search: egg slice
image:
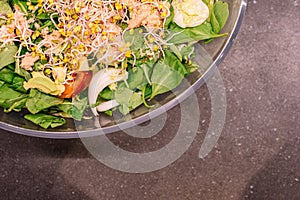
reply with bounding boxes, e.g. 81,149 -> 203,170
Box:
172,0 -> 209,28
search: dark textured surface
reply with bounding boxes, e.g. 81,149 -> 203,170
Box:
1,0 -> 300,199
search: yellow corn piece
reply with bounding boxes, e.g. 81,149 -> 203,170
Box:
125,50 -> 131,58
45,68 -> 52,74
115,2 -> 122,10
28,5 -> 35,11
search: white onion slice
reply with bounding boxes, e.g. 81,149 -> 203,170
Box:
88,68 -> 127,116
96,100 -> 119,112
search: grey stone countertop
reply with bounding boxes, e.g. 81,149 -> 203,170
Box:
1,0 -> 299,199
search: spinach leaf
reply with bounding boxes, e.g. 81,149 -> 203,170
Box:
164,5 -> 174,29
103,110 -> 113,117
115,86 -> 143,115
39,20 -> 54,30
9,75 -> 27,93
36,12 -> 58,20
211,1 -> 229,33
123,28 -> 145,50
0,1 -> 13,26
15,65 -> 31,81
100,87 -> 114,100
12,0 -> 28,14
150,58 -> 184,99
24,113 -> 66,129
163,51 -> 188,76
0,68 -> 15,83
0,67 -> 27,93
127,64 -> 151,90
36,13 -> 50,20
6,63 -> 15,70
4,97 -> 27,112
168,23 -> 227,44
202,0 -> 209,5
56,97 -> 88,121
179,44 -> 195,59
26,89 -> 64,114
207,0 -> 215,22
169,44 -> 182,61
0,45 -> 18,70
0,84 -> 28,112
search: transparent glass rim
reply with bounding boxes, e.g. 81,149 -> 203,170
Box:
0,0 -> 248,138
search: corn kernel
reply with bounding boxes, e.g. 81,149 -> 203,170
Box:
153,45 -> 159,51
63,57 -> 69,63
40,55 -> 47,60
125,50 -> 131,58
45,68 -> 51,74
108,82 -> 117,91
7,13 -> 14,19
28,5 -> 35,11
115,2 -> 122,10
113,15 -> 122,20
8,28 -> 14,34
75,7 -> 80,13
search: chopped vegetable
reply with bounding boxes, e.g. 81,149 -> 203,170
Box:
59,71 -> 92,98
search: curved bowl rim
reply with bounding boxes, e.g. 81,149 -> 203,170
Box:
0,0 -> 248,139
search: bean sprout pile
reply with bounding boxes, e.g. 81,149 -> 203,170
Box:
0,0 -> 170,81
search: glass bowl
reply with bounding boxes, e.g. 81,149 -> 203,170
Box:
0,0 -> 247,138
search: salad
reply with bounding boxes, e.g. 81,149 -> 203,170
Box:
0,0 -> 229,129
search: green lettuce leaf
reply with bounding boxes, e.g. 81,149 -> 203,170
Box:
0,67 -> 27,93
99,87 -> 114,100
24,113 -> 66,129
163,51 -> 188,76
123,28 -> 145,51
168,23 -> 227,44
0,45 -> 18,70
0,0 -> 13,26
26,89 -> 64,114
127,64 -> 151,90
55,97 -> 88,121
150,59 -> 184,99
0,67 -> 15,83
115,86 -> 143,115
164,4 -> 174,29
0,84 -> 28,112
211,1 -> 229,33
12,0 -> 28,14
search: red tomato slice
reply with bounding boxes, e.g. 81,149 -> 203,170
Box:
59,71 -> 92,99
